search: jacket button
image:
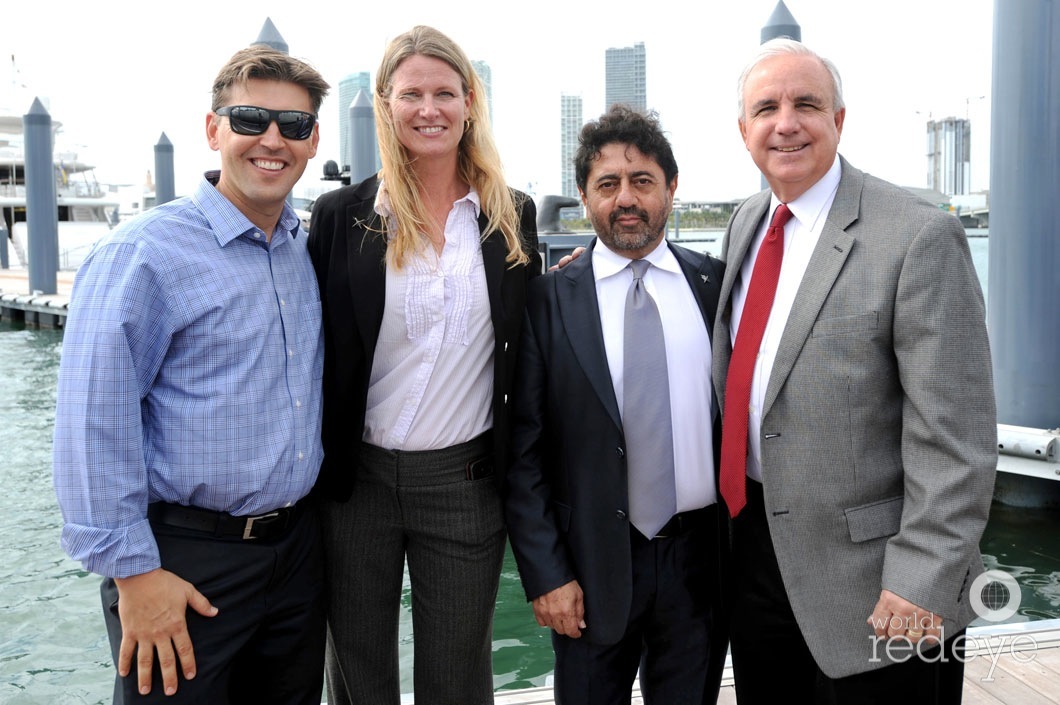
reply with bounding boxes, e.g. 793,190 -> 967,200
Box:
616,509 -> 627,520
616,446 -> 625,457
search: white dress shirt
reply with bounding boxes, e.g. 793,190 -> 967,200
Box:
593,239 -> 716,510
729,156 -> 842,483
363,186 -> 494,451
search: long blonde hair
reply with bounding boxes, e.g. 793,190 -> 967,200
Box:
374,25 -> 529,268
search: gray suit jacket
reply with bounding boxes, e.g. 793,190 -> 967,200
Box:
712,156 -> 997,678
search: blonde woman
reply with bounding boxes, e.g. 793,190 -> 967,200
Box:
307,25 -> 540,705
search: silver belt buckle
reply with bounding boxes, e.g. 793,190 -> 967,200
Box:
242,511 -> 280,540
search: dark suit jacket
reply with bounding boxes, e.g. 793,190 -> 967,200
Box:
505,238 -> 725,646
307,174 -> 541,500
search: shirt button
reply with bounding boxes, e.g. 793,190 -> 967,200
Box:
298,451 -> 304,460
288,349 -> 294,358
254,231 -> 262,239
296,399 -> 302,408
280,299 -> 287,307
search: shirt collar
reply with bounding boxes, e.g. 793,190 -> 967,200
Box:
592,235 -> 680,283
194,171 -> 302,248
373,177 -> 482,236
772,154 -> 842,232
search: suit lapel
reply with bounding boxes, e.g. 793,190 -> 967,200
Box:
670,242 -> 721,336
672,242 -> 724,424
714,193 -> 771,406
762,163 -> 861,417
345,195 -> 388,359
479,212 -> 506,332
719,193 -> 771,324
556,240 -> 623,430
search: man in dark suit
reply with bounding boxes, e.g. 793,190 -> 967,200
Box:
505,105 -> 727,705
714,38 -> 996,704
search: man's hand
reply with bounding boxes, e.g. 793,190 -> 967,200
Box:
548,246 -> 587,271
867,589 -> 943,646
114,568 -> 218,696
532,580 -> 587,638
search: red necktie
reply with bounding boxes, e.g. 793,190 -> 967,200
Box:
720,204 -> 793,518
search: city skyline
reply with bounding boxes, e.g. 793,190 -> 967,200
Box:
559,94 -> 583,218
605,42 -> 647,113
3,0 -> 994,203
928,117 -> 972,197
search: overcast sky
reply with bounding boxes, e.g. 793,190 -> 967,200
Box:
4,0 -> 994,203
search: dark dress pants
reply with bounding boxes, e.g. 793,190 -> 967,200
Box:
321,435 -> 505,705
101,506 -> 326,705
729,480 -> 966,705
552,510 -> 722,705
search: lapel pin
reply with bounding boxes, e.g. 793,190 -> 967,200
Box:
701,274 -> 709,283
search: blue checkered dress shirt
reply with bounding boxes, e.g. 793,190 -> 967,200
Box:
53,173 -> 324,578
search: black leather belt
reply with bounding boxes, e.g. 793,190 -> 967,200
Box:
148,502 -> 301,541
653,506 -> 716,539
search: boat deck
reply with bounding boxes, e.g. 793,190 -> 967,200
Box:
492,622 -> 1060,705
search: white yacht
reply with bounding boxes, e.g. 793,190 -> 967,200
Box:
0,113 -> 119,271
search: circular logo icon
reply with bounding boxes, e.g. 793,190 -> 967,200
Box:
969,570 -> 1021,622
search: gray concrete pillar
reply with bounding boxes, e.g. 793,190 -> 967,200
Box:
988,0 -> 1060,427
24,98 -> 58,294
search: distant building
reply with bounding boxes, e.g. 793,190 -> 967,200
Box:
338,72 -> 372,171
560,94 -> 583,219
471,60 -> 494,123
605,42 -> 646,112
927,116 -> 971,196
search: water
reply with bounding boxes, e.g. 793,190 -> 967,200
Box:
2,234 -> 1056,704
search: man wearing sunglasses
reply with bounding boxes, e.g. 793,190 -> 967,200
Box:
53,45 -> 330,703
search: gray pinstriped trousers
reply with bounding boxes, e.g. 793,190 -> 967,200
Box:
320,433 -> 504,705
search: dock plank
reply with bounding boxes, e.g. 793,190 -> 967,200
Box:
492,628 -> 1060,705
965,656 -> 1058,705
962,680 -> 1009,705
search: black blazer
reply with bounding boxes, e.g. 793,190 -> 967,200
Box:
307,174 -> 541,500
504,238 -> 724,645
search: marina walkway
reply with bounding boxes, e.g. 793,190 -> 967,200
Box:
491,621 -> 1060,705
0,268 -> 73,327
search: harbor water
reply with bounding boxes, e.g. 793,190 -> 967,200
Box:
2,234 -> 1058,704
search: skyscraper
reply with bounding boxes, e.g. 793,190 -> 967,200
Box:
560,94 -> 583,218
927,117 -> 971,196
471,60 -> 494,123
338,72 -> 371,171
605,42 -> 646,112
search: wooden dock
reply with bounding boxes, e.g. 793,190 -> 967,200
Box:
491,621 -> 1060,705
0,268 -> 73,328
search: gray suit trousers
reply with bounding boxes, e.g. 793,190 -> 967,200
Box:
320,434 -> 505,705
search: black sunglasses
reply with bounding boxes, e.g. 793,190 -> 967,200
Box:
215,105 -> 317,140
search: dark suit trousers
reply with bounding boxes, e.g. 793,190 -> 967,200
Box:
553,509 -> 721,705
729,481 -> 966,705
101,506 -> 326,705
320,434 -> 505,705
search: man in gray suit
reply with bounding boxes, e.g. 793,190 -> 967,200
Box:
715,38 -> 996,704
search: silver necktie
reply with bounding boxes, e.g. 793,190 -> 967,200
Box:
623,259 -> 677,538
